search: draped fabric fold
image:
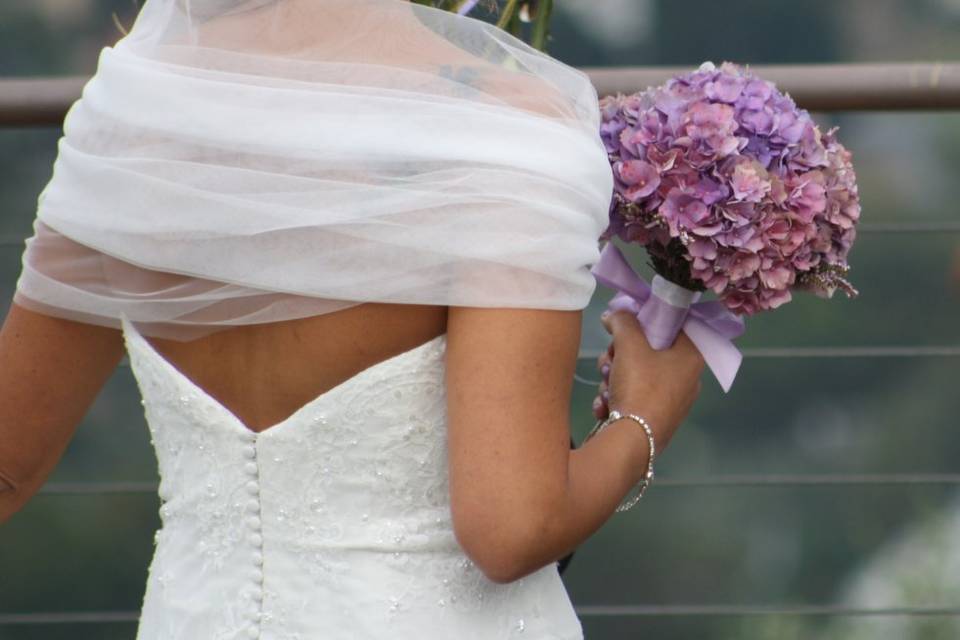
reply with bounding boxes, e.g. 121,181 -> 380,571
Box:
14,0 -> 614,340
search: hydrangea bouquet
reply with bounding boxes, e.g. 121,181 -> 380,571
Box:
593,61 -> 861,392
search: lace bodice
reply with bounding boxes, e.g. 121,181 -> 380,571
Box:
121,316 -> 583,639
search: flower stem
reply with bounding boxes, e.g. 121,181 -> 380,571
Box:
530,0 -> 553,52
496,0 -> 520,30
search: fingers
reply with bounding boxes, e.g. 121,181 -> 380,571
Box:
593,345 -> 611,419
592,378 -> 609,419
600,310 -> 633,335
592,306 -> 706,436
592,396 -> 607,419
606,310 -> 643,337
596,347 -> 612,371
600,310 -> 651,356
600,310 -> 613,334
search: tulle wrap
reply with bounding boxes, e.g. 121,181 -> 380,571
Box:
14,0 -> 614,340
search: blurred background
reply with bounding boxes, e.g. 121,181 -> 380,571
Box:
1,0 -> 959,638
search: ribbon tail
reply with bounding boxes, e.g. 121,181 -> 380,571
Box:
683,316 -> 743,393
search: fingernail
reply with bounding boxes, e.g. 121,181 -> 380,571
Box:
602,390 -> 609,400
600,310 -> 611,320
600,364 -> 610,376
592,397 -> 602,409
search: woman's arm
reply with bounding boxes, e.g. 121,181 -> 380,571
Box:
445,306 -> 703,583
0,303 -> 124,524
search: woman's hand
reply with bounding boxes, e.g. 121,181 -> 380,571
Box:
592,310 -> 705,455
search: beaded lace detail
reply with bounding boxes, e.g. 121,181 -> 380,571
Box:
122,316 -> 583,639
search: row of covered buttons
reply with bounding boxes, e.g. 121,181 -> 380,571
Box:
243,436 -> 264,638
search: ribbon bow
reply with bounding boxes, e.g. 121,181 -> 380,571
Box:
590,243 -> 746,393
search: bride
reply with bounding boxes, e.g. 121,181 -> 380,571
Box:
0,0 -> 703,637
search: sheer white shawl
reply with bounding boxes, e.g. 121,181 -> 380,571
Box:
14,0 -> 614,340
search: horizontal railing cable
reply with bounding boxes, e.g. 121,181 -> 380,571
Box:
42,343 -> 953,381
103,345 -> 960,369
6,346 -> 951,373
575,345 -> 960,364
585,62 -> 960,111
575,604 -> 960,617
4,604 -> 959,625
2,222 -> 958,249
36,473 -> 960,497
731,345 -> 960,358
854,221 -> 960,233
78,346 -> 960,376
0,611 -> 139,625
2,62 -> 960,127
644,473 -> 960,487
38,481 -> 157,496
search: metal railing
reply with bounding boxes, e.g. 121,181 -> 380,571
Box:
3,62 -> 960,627
1,62 -> 959,128
32,473 -> 960,497
586,62 -> 960,111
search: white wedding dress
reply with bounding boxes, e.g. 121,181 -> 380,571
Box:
121,315 -> 584,639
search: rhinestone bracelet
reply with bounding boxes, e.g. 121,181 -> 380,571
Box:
582,409 -> 656,512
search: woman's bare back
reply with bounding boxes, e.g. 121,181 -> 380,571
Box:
143,303 -> 448,433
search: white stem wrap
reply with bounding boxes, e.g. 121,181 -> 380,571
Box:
650,275 -> 702,309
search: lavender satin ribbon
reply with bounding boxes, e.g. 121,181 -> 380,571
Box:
591,242 -> 746,393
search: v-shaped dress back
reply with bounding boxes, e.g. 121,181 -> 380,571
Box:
121,315 -> 584,639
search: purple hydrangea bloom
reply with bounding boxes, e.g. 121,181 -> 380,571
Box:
599,61 -> 861,315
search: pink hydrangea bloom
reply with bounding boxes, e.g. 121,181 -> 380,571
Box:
599,61 -> 860,314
